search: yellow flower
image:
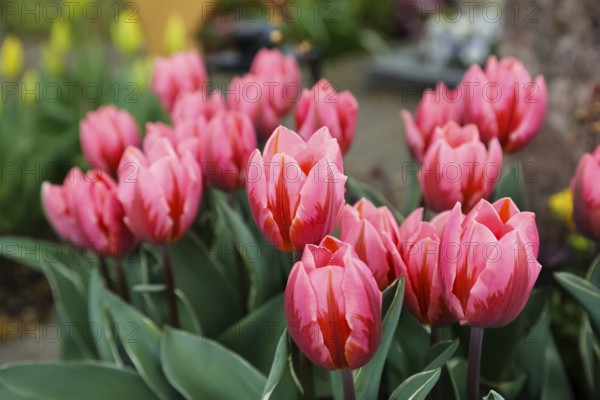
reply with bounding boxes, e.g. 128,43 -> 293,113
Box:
130,56 -> 154,91
41,43 -> 66,76
1,35 -> 24,79
111,10 -> 145,55
49,21 -> 71,53
163,14 -> 187,55
549,188 -> 574,230
21,69 -> 41,105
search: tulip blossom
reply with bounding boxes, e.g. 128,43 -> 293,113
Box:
439,198 -> 541,328
171,90 -> 225,125
42,168 -> 137,257
400,82 -> 463,161
246,126 -> 346,252
339,198 -> 402,290
463,55 -> 547,153
80,105 -> 141,176
143,121 -> 205,165
295,79 -> 358,155
202,110 -> 257,191
571,146 -> 600,241
285,236 -> 382,370
420,121 -> 502,212
151,50 -> 208,112
250,48 -> 301,96
397,208 -> 455,326
118,138 -> 202,244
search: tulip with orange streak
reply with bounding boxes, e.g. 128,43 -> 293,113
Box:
295,78 -> 358,155
117,138 -> 202,244
80,105 -> 141,176
151,51 -> 208,112
571,145 -> 600,241
246,126 -> 346,252
400,82 -> 463,161
439,198 -> 541,327
339,198 -> 402,290
202,110 -> 257,191
42,168 -> 137,257
463,55 -> 547,153
285,236 -> 382,370
420,121 -> 502,212
397,208 -> 455,326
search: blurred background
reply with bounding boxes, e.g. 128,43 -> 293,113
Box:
0,0 -> 599,393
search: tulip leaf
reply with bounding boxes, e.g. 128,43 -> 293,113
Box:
0,362 -> 159,400
555,272 -> 600,334
447,358 -> 468,400
99,282 -> 182,400
388,368 -> 441,400
402,165 -> 422,217
0,384 -> 32,400
493,163 -> 528,210
540,335 -> 574,400
484,390 -> 506,400
345,177 -> 404,223
355,278 -> 405,399
423,339 -> 459,371
161,328 -> 267,400
262,329 -> 290,400
579,317 -> 600,394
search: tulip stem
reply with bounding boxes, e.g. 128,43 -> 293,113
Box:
115,258 -> 130,303
430,325 -> 442,346
300,353 -> 316,400
341,369 -> 356,400
467,327 -> 484,400
161,245 -> 179,328
99,257 -> 113,291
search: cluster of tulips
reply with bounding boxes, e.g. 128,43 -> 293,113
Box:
40,47 -> 548,399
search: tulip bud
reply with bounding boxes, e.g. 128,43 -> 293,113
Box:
462,56 -> 547,153
151,51 -> 208,112
571,146 -> 600,240
143,121 -> 205,164
400,82 -> 463,162
80,105 -> 141,176
117,138 -> 202,244
163,14 -> 187,55
420,121 -> 502,212
295,79 -> 358,155
397,208 -> 455,326
42,168 -> 137,257
111,10 -> 145,55
246,126 -> 347,252
340,198 -> 403,290
171,91 -> 225,125
1,35 -> 24,79
439,198 -> 541,327
285,236 -> 382,370
250,48 -> 301,94
203,110 -> 257,191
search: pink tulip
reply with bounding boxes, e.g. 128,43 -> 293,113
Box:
285,235 -> 382,370
42,168 -> 137,257
151,51 -> 208,112
420,121 -> 502,212
171,91 -> 225,125
202,110 -> 257,191
463,55 -> 547,152
439,198 -> 541,327
80,105 -> 141,176
143,121 -> 205,164
571,146 -> 600,240
295,79 -> 358,155
339,198 -> 402,290
246,126 -> 346,252
117,138 -> 202,244
397,208 -> 455,326
250,48 -> 301,95
400,82 -> 463,161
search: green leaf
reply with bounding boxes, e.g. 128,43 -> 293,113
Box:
447,358 -> 468,400
401,165 -> 422,216
555,272 -> 600,334
541,335 -> 574,400
161,328 -> 267,400
0,362 -> 159,400
580,317 -> 600,395
388,369 -> 441,400
262,330 -> 289,400
355,278 -> 405,399
484,390 -> 506,400
493,163 -> 528,210
423,339 -> 459,371
88,271 -> 122,365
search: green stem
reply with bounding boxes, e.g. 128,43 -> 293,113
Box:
300,353 -> 316,400
99,256 -> 113,291
467,327 -> 484,400
430,325 -> 442,346
115,258 -> 130,303
161,245 -> 179,328
341,369 -> 356,400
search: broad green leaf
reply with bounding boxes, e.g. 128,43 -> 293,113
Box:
0,362 -> 159,400
88,270 -> 122,365
401,165 -> 422,216
346,177 -> 404,222
355,278 -> 405,399
262,330 -> 289,400
388,369 -> 441,400
161,328 -> 266,400
493,163 -> 528,210
447,358 -> 467,400
423,339 -> 459,371
484,390 -> 506,400
580,317 -> 600,395
555,272 -> 600,334
540,335 -> 574,400
0,384 -> 32,399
